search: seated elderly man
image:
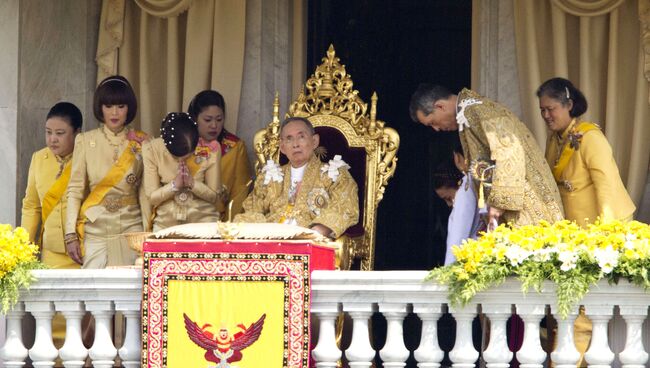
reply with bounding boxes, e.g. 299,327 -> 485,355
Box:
234,117 -> 359,238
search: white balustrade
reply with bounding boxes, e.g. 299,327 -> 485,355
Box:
1,270 -> 649,367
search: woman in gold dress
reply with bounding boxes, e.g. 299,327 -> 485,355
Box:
64,75 -> 149,268
21,102 -> 83,269
538,77 -> 635,227
538,77 -> 636,367
143,112 -> 222,231
187,90 -> 252,219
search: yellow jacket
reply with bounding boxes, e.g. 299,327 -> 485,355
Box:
545,121 -> 636,227
21,147 -> 77,268
142,138 -> 222,232
220,134 -> 252,219
65,125 -> 149,236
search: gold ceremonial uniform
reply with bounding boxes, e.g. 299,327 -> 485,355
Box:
235,155 -> 359,238
458,89 -> 564,225
21,147 -> 78,269
66,125 -> 148,268
545,120 -> 636,227
143,137 -> 222,232
219,132 -> 252,219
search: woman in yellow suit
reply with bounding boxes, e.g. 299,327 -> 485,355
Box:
188,90 -> 252,220
538,77 -> 635,226
21,102 -> 83,269
143,112 -> 222,232
65,75 -> 149,268
538,77 -> 636,367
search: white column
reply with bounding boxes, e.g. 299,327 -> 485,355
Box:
311,302 -> 342,368
514,304 -> 546,368
448,304 -> 479,368
482,304 -> 513,368
378,303 -> 409,367
618,306 -> 649,368
86,301 -> 117,368
550,309 -> 580,368
115,302 -> 141,368
0,303 -> 29,368
26,301 -> 58,367
55,302 -> 88,368
413,303 -> 444,368
583,305 -> 614,367
343,302 -> 376,368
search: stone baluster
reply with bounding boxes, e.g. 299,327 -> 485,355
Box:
448,304 -> 479,368
583,305 -> 614,367
86,301 -> 117,368
514,304 -> 547,368
343,302 -> 376,367
550,308 -> 580,368
26,301 -> 58,367
0,302 -> 29,367
618,305 -> 649,368
482,304 -> 513,368
55,301 -> 88,368
378,303 -> 410,367
413,303 -> 444,368
311,302 -> 342,367
115,301 -> 141,368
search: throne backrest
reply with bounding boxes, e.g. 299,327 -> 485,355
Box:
252,45 -> 399,270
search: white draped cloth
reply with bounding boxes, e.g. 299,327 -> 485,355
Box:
444,174 -> 481,266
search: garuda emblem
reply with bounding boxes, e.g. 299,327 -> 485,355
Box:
183,313 -> 266,367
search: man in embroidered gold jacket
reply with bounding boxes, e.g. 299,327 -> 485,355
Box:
410,84 -> 564,227
234,117 -> 359,238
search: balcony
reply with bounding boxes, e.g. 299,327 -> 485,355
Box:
0,269 -> 648,367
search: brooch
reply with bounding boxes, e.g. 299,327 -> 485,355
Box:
174,190 -> 192,205
562,180 -> 575,192
125,173 -> 138,186
194,156 -> 205,164
307,188 -> 330,216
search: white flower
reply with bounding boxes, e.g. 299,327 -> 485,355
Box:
321,155 -> 350,182
558,251 -> 578,271
261,160 -> 283,184
624,233 -> 637,250
533,247 -> 556,262
504,245 -> 531,266
593,245 -> 619,274
456,98 -> 482,131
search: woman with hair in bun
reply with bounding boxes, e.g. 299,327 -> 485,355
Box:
538,77 -> 636,367
142,112 -> 222,232
188,90 -> 252,220
538,77 -> 635,227
22,102 -> 83,269
65,75 -> 149,268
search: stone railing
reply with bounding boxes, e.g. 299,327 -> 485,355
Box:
1,270 -> 649,367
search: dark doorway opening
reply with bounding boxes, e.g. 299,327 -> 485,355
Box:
307,0 -> 473,271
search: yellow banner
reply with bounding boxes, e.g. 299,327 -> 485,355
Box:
40,162 -> 71,244
186,146 -> 211,177
76,141 -> 139,239
166,279 -> 285,367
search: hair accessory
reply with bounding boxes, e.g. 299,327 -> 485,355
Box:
100,77 -> 128,87
565,86 -> 570,99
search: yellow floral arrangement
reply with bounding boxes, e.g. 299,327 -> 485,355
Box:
427,220 -> 650,318
0,224 -> 43,312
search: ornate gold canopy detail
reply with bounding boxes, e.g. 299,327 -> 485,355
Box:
253,45 -> 400,270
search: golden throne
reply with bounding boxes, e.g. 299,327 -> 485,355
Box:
252,45 -> 399,270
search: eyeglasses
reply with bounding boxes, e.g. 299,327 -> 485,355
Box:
281,134 -> 310,145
